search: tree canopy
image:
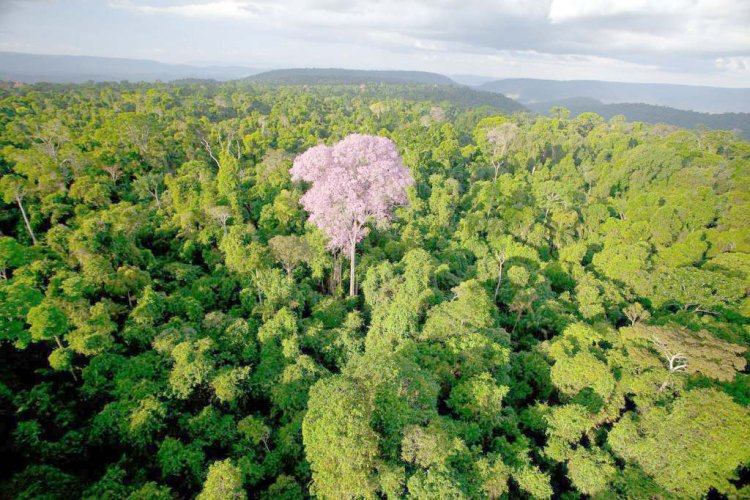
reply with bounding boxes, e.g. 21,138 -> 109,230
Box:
0,79 -> 748,499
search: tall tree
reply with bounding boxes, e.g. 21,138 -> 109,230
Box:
0,175 -> 37,245
474,117 -> 518,180
291,134 -> 413,296
197,459 -> 246,500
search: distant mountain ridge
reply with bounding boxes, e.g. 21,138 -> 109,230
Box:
527,97 -> 750,139
233,75 -> 524,115
479,78 -> 750,114
0,52 -> 261,83
2,52 -> 747,137
526,97 -> 750,140
245,68 -> 455,85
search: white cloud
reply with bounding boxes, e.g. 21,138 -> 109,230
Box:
716,56 -> 750,71
118,0 -> 750,57
4,0 -> 749,86
125,0 -> 264,20
548,0 -> 682,22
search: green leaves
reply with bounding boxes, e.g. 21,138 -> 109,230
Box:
447,373 -> 509,426
420,279 -> 494,341
27,301 -> 69,342
609,389 -> 750,496
67,301 -> 117,356
157,437 -> 205,482
1,80 -> 749,500
212,366 -> 251,403
129,285 -> 165,327
169,338 -> 215,399
197,459 -> 246,500
567,447 -> 617,496
363,248 -> 437,350
0,276 -> 42,347
302,376 -> 380,499
621,324 -> 747,382
551,351 -> 615,399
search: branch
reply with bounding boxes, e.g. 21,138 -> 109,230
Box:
201,137 -> 221,169
669,353 -> 688,372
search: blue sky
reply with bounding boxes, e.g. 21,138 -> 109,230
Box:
1,0 -> 748,86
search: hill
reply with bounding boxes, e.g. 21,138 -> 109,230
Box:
528,97 -> 750,139
479,78 -> 750,114
0,52 -> 261,83
242,69 -> 525,114
245,68 -> 455,85
239,80 -> 525,115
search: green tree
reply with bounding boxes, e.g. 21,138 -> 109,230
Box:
0,174 -> 37,244
198,459 -> 247,500
268,234 -> 311,278
609,389 -> 750,497
302,376 -> 379,499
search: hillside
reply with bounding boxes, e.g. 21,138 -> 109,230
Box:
260,82 -> 527,114
479,78 -> 750,114
528,97 -> 750,139
0,52 -> 261,83
240,70 -> 525,114
246,68 -> 455,85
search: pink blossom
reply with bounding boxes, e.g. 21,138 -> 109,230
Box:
291,134 -> 413,252
291,134 -> 413,296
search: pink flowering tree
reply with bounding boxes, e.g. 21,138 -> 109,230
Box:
291,134 -> 414,296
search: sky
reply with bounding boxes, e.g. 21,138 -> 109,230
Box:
0,0 -> 749,86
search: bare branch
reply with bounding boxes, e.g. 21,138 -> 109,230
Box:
201,137 -> 221,169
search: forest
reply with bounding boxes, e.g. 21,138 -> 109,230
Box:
0,80 -> 748,499
526,99 -> 750,141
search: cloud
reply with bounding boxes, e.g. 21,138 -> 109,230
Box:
0,40 -> 36,51
117,0 -> 750,59
112,0 -> 262,19
716,56 -> 750,72
548,0 -> 683,22
0,0 -> 52,16
3,0 -> 749,86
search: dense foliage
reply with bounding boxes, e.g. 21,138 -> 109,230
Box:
1,80 -> 748,499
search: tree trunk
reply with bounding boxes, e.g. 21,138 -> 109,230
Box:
326,255 -> 337,295
16,195 -> 37,245
153,189 -> 162,210
254,270 -> 263,305
349,240 -> 356,297
494,259 -> 505,300
328,253 -> 342,295
55,336 -> 77,381
512,310 -> 522,332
